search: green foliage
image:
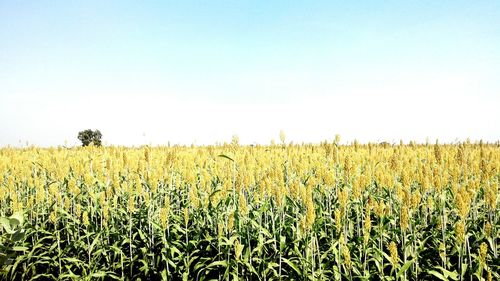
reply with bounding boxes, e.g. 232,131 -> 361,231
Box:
0,212 -> 27,272
77,129 -> 102,147
0,143 -> 499,280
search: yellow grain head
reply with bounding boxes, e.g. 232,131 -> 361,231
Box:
401,168 -> 410,189
227,211 -> 234,233
68,178 -> 78,195
128,195 -> 135,214
455,220 -> 465,245
342,244 -> 352,269
10,194 -> 19,213
375,200 -> 386,218
217,221 -> 224,238
479,242 -> 488,266
290,180 -> 299,200
485,182 -> 498,210
105,157 -> 112,172
49,210 -> 57,224
64,196 -> 71,212
75,203 -> 82,218
183,207 -> 189,226
238,191 -> 248,217
323,169 -> 335,187
305,185 -> 315,230
27,196 -> 34,209
433,168 -> 442,193
389,152 -> 399,171
363,208 -> 371,245
389,241 -> 399,267
411,190 -> 421,210
434,142 -> 442,163
427,196 -> 434,213
338,188 -> 348,211
339,232 -> 346,246
334,208 -> 342,232
82,211 -> 89,227
485,222 -> 492,238
189,186 -> 200,209
402,188 -> 411,207
456,144 -> 465,165
234,238 -> 244,261
159,207 -> 169,229
456,188 -> 471,220
144,147 -> 150,163
400,206 -> 409,232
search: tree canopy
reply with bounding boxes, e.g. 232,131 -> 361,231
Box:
77,129 -> 102,146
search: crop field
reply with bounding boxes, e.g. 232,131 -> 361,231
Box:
0,141 -> 498,280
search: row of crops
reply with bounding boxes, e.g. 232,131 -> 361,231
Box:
0,141 -> 498,280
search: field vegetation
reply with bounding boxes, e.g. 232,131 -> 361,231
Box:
0,139 -> 498,280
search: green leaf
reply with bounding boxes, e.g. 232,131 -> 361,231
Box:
11,230 -> 25,242
218,154 -> 234,162
11,246 -> 28,252
381,251 -> 392,264
62,257 -> 83,264
282,257 -> 301,276
436,266 -> 459,280
90,271 -> 107,277
428,266 -> 459,281
460,263 -> 468,277
207,260 -> 228,269
10,212 -> 24,227
279,235 -> 286,251
0,217 -> 13,234
428,270 -> 447,280
8,218 -> 20,229
396,260 -> 414,279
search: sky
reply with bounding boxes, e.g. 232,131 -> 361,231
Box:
1,1 -> 499,147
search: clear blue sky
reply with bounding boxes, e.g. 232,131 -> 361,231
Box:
1,1 -> 499,146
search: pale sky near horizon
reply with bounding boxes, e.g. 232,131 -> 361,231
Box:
1,1 -> 499,147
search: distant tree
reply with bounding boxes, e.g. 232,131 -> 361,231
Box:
78,129 -> 102,147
